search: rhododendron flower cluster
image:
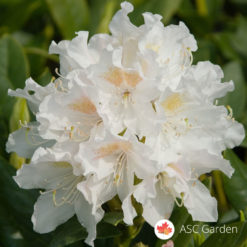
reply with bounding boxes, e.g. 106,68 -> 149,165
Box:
6,2 -> 244,246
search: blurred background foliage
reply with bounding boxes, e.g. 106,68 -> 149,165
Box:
0,0 -> 247,246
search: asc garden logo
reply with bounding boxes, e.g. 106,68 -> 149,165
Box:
154,219 -> 175,240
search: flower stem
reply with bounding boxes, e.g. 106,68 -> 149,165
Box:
114,216 -> 145,247
195,0 -> 208,17
213,170 -> 228,212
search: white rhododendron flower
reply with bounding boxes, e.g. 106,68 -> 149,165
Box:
133,150 -> 234,226
14,144 -> 103,246
75,130 -> 156,224
6,1 -> 245,246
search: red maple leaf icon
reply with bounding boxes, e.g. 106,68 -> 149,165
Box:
157,222 -> 173,235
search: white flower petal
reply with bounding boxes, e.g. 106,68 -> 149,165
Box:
32,191 -> 75,233
14,158 -> 72,190
188,150 -> 234,178
49,32 -> 96,75
122,194 -> 137,225
6,124 -> 55,158
109,2 -> 138,39
184,181 -> 218,222
8,78 -> 55,114
74,194 -> 104,246
77,176 -> 116,215
141,183 -> 174,226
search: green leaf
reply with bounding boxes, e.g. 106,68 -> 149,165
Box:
9,152 -> 26,170
8,90 -> 30,170
0,118 -> 9,158
193,230 -> 206,247
9,98 -> 30,132
0,0 -> 41,32
201,221 -> 247,247
133,242 -> 149,247
205,0 -> 224,18
212,32 -> 240,61
218,208 -> 239,224
24,47 -> 59,63
172,214 -> 195,247
0,157 -> 51,246
195,0 -> 208,16
9,94 -> 29,167
154,0 -> 183,24
193,39 -> 217,64
230,17 -> 247,58
240,133 -> 247,148
130,222 -> 157,247
0,203 -> 27,247
50,217 -> 122,247
46,0 -> 90,39
230,0 -> 247,3
96,0 -> 118,33
195,0 -> 224,19
36,67 -> 53,86
97,222 -> 122,239
89,0 -> 120,35
103,211 -> 123,226
170,206 -> 191,241
49,217 -> 87,247
218,61 -> 246,120
223,150 -> 247,211
240,210 -> 246,222
129,0 -> 182,26
0,35 -> 29,119
0,35 -> 29,88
